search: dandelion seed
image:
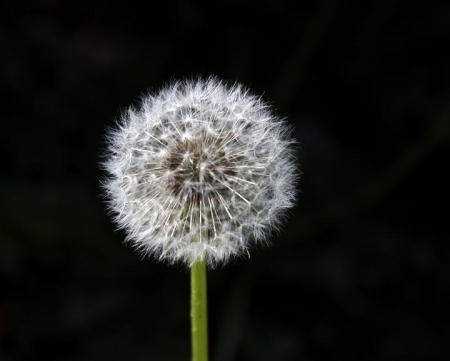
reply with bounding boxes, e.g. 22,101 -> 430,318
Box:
102,77 -> 298,267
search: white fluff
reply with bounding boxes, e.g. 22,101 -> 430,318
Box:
102,77 -> 298,267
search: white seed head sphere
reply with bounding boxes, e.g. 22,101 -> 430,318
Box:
103,77 -> 297,267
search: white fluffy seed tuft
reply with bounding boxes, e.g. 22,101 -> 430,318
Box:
102,77 -> 298,267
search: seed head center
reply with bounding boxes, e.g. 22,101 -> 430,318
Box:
164,137 -> 234,201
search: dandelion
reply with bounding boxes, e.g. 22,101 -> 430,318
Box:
102,77 -> 298,361
103,77 -> 297,267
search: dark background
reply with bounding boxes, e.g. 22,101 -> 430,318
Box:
2,1 -> 450,360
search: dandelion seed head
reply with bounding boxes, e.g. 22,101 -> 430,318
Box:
102,77 -> 298,267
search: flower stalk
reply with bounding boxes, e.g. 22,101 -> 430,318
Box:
191,261 -> 208,361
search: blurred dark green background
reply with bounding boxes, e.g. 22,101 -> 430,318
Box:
2,1 -> 450,360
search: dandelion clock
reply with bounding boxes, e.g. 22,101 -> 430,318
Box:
102,77 -> 298,361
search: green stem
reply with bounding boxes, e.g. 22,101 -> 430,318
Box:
191,261 -> 209,361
